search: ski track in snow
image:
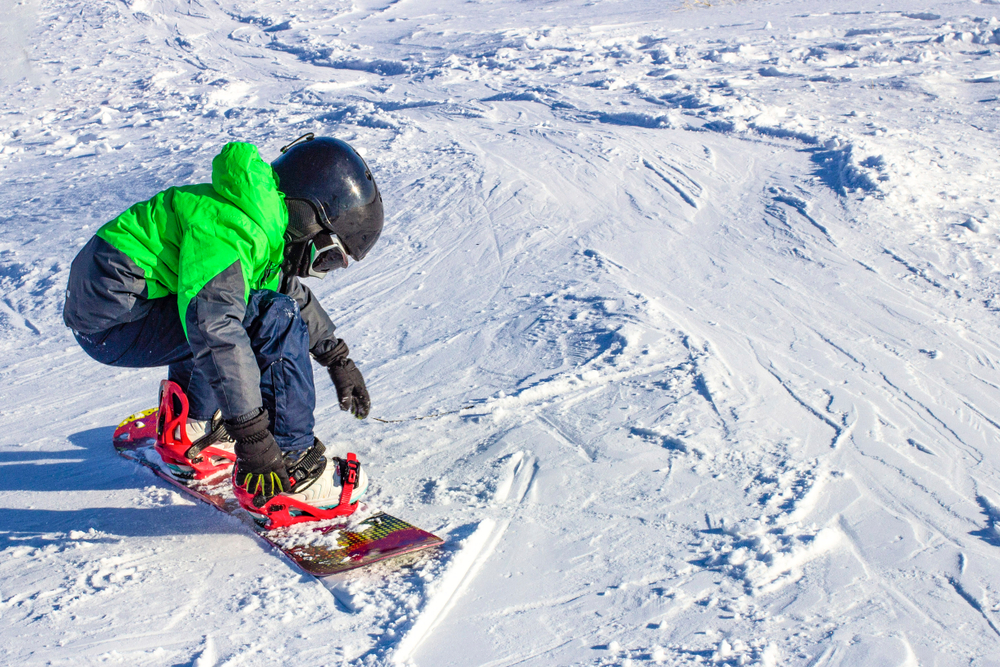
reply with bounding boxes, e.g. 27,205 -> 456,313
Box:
5,0 -> 1000,664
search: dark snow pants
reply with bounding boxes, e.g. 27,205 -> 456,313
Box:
73,290 -> 316,452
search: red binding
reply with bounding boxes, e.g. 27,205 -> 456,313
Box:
338,453 -> 361,510
233,452 -> 360,530
154,380 -> 236,480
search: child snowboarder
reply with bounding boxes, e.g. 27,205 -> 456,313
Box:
64,134 -> 383,525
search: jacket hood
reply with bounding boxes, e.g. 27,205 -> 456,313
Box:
212,142 -> 287,244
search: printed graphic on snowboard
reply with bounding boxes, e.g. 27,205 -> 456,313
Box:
113,407 -> 443,576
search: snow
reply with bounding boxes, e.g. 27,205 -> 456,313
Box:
3,0 -> 1000,664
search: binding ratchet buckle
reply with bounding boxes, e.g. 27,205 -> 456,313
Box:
341,457 -> 360,487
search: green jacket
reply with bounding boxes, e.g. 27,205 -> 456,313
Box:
65,142 -> 339,419
96,142 -> 286,334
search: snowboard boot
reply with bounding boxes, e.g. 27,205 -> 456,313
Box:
234,438 -> 368,530
285,439 -> 369,507
154,380 -> 236,481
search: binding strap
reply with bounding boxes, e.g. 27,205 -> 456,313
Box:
236,451 -> 362,530
337,453 -> 360,510
184,414 -> 228,460
286,440 -> 327,488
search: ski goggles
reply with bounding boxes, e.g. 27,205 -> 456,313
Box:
308,231 -> 350,278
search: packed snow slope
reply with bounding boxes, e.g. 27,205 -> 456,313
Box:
4,0 -> 1000,664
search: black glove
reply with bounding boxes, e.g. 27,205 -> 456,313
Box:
329,359 -> 371,419
315,339 -> 371,419
226,408 -> 290,504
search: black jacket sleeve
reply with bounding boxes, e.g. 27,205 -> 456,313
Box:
185,261 -> 261,420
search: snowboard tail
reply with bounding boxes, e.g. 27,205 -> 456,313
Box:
113,407 -> 443,576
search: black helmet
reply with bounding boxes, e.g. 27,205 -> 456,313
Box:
273,134 -> 384,277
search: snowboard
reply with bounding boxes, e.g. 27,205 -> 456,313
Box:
113,407 -> 443,577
